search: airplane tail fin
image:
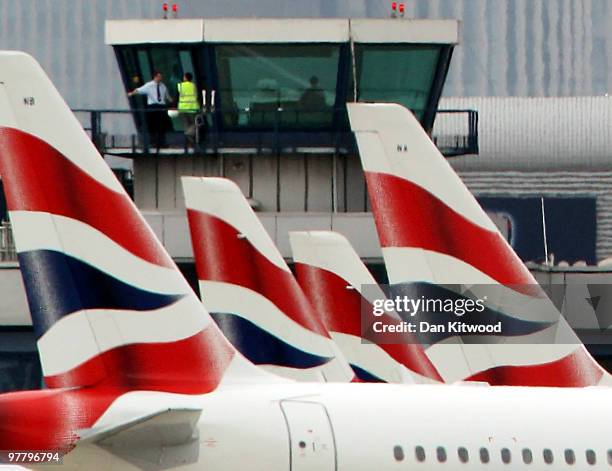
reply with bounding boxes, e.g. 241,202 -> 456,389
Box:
290,230 -> 442,383
0,51 -> 263,392
347,102 -> 608,386
182,176 -> 355,382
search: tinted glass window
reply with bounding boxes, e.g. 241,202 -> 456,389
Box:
543,448 -> 554,464
415,446 -> 426,462
149,47 -> 184,100
119,48 -> 141,88
393,446 -> 404,462
355,44 -> 441,120
179,50 -> 195,78
501,448 -> 511,464
137,50 -> 152,84
522,448 -> 533,464
479,448 -> 490,463
457,447 -> 469,463
215,44 -> 340,129
586,449 -> 596,465
437,446 -> 447,463
565,449 -> 575,465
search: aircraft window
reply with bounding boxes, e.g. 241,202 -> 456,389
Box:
457,447 -> 469,463
479,447 -> 490,463
393,445 -> 404,462
543,448 -> 554,464
437,446 -> 447,463
586,449 -> 596,465
608,449 -> 612,465
415,446 -> 426,462
501,448 -> 511,464
522,448 -> 533,464
565,449 -> 575,465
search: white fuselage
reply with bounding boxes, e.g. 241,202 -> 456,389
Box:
59,382 -> 612,471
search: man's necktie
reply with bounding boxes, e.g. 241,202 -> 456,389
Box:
157,83 -> 161,102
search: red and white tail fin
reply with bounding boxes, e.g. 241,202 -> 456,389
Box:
290,230 -> 442,383
0,51 -> 268,392
182,176 -> 355,382
348,102 -> 609,386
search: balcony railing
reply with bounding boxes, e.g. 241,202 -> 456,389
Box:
73,107 -> 478,158
432,109 -> 479,156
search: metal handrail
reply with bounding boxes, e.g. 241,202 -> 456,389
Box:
72,107 -> 479,157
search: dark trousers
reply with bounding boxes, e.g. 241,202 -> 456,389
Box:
146,104 -> 172,147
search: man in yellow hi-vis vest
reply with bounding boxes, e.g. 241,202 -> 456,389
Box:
177,72 -> 200,144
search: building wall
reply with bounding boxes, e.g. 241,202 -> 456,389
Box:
458,171 -> 612,263
431,0 -> 606,97
133,153 -> 367,213
439,96 -> 612,171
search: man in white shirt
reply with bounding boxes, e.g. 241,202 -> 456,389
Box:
128,71 -> 173,147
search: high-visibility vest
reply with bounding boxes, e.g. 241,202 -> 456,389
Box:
177,81 -> 199,112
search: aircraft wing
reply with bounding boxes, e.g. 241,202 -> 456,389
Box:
79,408 -> 202,470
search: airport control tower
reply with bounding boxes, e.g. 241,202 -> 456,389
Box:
102,17 -> 472,264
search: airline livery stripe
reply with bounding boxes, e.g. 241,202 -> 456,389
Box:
199,281 -> 337,356
331,331 -> 438,384
210,312 -> 333,368
382,247 -> 570,327
296,262 -> 556,369
188,209 -> 330,337
466,348 -> 604,387
295,262 -> 442,380
425,341 -> 590,383
10,211 -> 189,295
44,325 -> 235,393
183,177 -> 289,272
19,250 -> 186,336
366,171 -> 537,290
289,231 -> 377,295
38,295 -> 211,377
350,364 -> 386,383
389,283 -> 554,343
0,388 -> 123,452
0,128 -> 174,268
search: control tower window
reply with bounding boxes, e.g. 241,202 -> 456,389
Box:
137,50 -> 152,85
215,44 -> 340,130
149,47 -> 189,102
118,46 -> 199,103
354,44 -> 441,120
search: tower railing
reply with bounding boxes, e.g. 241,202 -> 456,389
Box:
72,108 -> 479,158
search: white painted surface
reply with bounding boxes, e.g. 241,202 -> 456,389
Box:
350,19 -> 459,44
105,19 -> 205,45
105,18 -> 458,45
